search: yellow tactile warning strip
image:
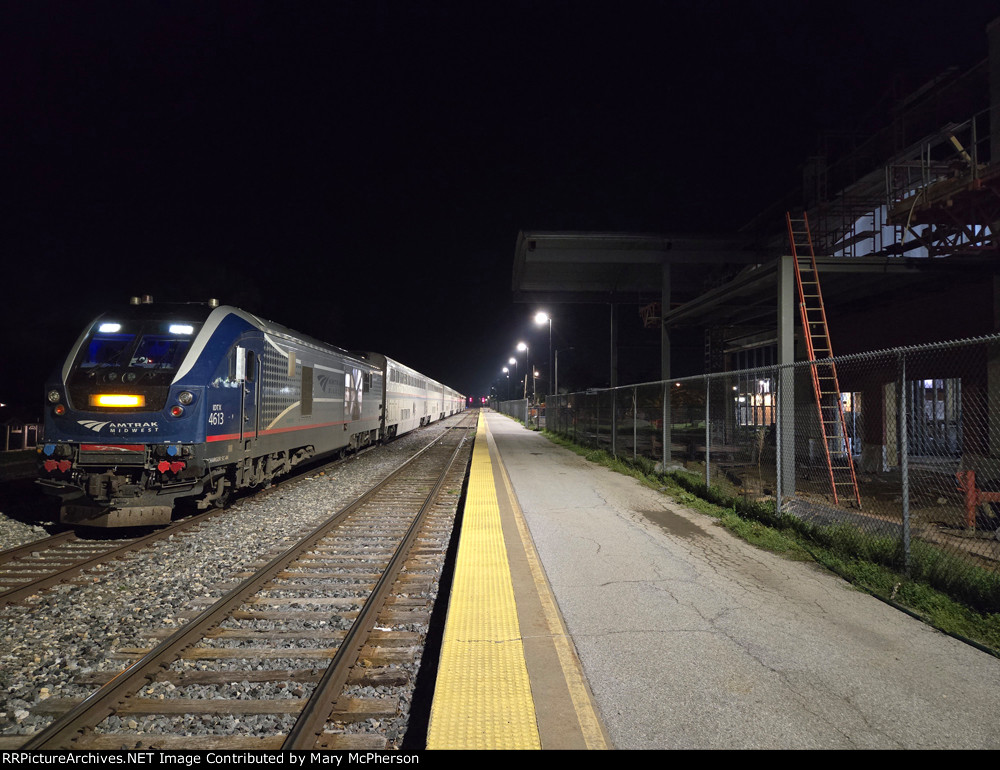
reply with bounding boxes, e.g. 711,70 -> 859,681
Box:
491,430 -> 610,750
426,412 -> 541,750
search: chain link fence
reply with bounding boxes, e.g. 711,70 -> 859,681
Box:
496,398 -> 546,429
506,335 -> 1000,611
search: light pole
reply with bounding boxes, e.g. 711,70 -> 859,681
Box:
508,357 -> 517,399
517,342 -> 529,400
534,311 -> 552,401
502,367 -> 510,400
555,347 -> 574,397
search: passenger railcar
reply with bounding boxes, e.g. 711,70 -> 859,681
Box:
353,353 -> 463,440
38,298 -> 464,527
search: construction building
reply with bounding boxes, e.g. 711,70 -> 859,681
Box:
513,16 -> 1000,531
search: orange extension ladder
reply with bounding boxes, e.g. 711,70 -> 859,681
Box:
786,212 -> 862,508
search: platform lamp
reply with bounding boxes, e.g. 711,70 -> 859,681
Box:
508,357 -> 517,399
517,342 -> 529,399
502,367 -> 510,401
534,311 -> 552,400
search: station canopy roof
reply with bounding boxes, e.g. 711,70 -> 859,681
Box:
512,230 -> 1000,333
512,231 -> 759,305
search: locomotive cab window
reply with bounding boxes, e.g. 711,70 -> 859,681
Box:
234,347 -> 257,382
129,334 -> 192,370
75,321 -> 200,374
79,332 -> 135,369
66,318 -> 203,412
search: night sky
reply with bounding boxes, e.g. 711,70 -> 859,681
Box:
3,1 -> 998,419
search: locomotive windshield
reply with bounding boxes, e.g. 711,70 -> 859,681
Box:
79,332 -> 134,368
66,318 -> 205,412
77,327 -> 198,372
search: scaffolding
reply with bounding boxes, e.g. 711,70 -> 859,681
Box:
802,109 -> 998,260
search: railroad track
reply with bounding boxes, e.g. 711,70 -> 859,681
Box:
19,414 -> 476,749
0,516 -> 226,607
0,432 -> 400,608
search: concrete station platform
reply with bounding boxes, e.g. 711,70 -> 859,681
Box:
427,410 -> 1000,750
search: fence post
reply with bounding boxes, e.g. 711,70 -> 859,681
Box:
611,389 -> 617,458
705,375 -> 711,487
776,367 -> 783,512
662,382 -> 669,472
596,395 -> 600,450
633,387 -> 637,461
899,352 -> 911,574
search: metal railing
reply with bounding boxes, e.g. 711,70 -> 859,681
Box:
3,423 -> 40,451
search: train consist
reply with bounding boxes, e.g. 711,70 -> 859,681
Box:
37,298 -> 464,527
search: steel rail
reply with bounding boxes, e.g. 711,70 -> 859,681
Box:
2,432 -> 399,606
0,530 -> 76,563
282,429 -> 468,748
0,513 -> 229,606
21,425 -> 466,750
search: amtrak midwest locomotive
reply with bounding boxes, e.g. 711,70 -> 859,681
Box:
38,298 -> 464,527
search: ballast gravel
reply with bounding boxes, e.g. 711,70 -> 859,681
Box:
0,422 -> 457,742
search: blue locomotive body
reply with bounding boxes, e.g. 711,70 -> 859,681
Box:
38,299 -> 462,526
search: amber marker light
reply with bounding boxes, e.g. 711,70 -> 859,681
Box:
90,394 -> 146,407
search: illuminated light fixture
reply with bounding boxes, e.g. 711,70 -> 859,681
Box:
53,404 -> 66,416
47,390 -> 61,403
91,394 -> 146,407
170,405 -> 184,417
98,323 -> 122,333
169,324 -> 194,334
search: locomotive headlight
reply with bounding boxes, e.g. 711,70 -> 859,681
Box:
47,390 -> 61,403
91,394 -> 146,407
177,390 -> 194,405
